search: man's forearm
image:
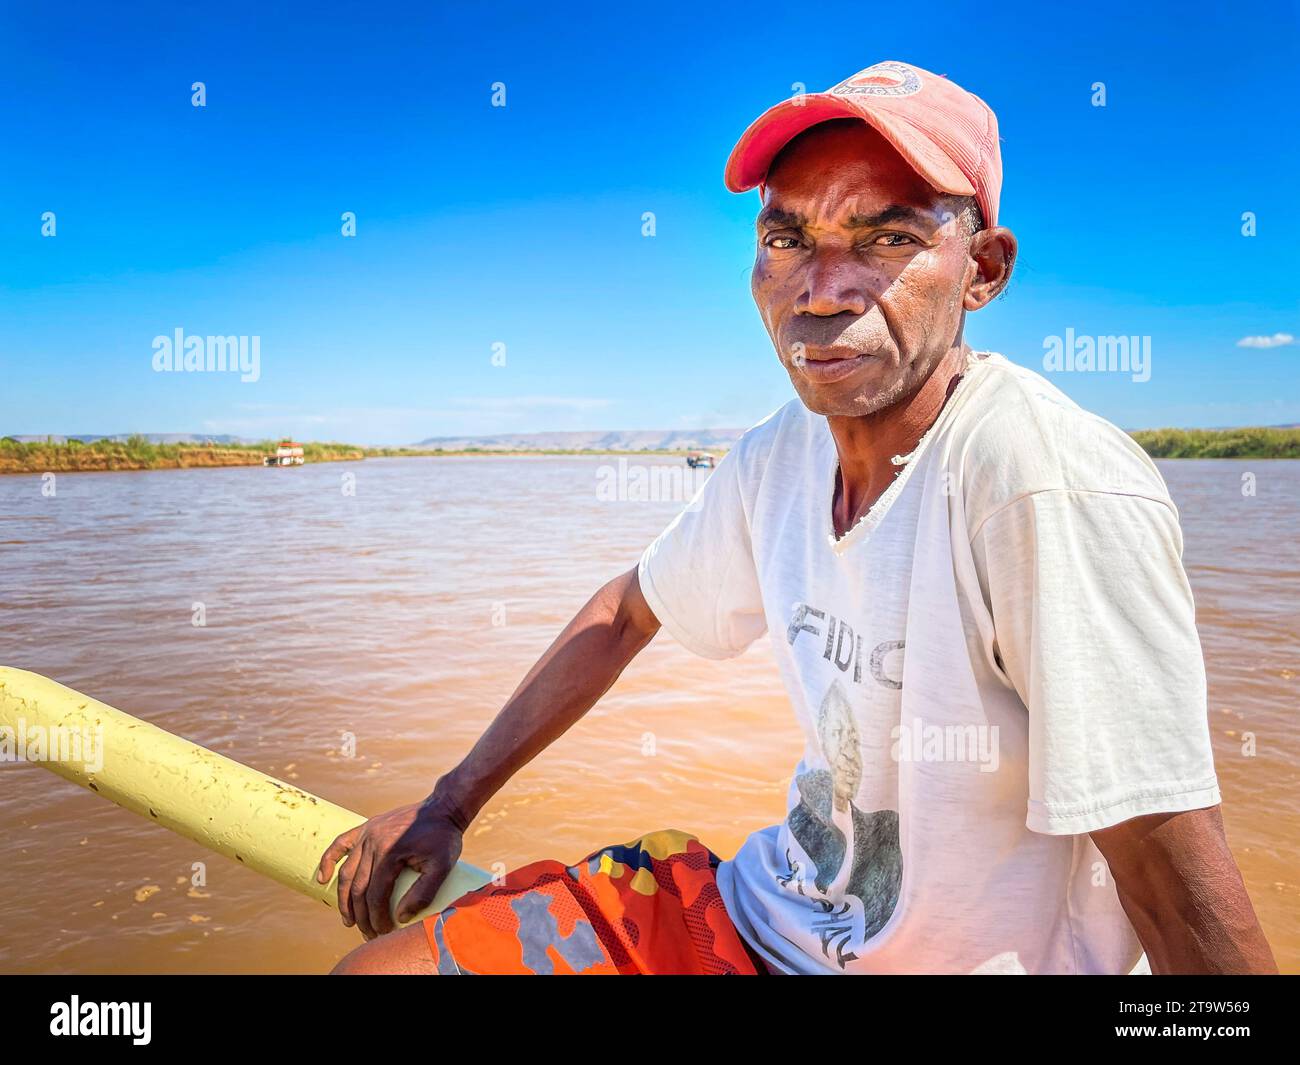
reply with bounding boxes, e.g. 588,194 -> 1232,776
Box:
1092,808 -> 1277,974
1117,862 -> 1277,975
427,565 -> 660,829
1122,886 -> 1277,975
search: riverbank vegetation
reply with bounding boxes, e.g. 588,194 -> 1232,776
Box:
0,436 -> 366,474
3,426 -> 1298,474
0,436 -> 694,474
1128,427 -> 1300,459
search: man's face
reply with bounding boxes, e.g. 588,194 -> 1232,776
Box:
751,120 -> 978,417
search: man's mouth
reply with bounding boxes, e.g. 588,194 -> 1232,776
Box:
793,347 -> 877,384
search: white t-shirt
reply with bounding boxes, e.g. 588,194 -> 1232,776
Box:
637,351 -> 1220,975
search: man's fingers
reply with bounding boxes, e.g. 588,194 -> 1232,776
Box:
395,862 -> 449,924
318,805 -> 459,936
349,846 -> 380,940
335,834 -> 367,928
317,826 -> 361,884
365,856 -> 403,937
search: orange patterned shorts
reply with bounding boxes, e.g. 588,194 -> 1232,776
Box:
422,829 -> 766,975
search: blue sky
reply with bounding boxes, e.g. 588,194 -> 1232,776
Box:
1,0 -> 1296,444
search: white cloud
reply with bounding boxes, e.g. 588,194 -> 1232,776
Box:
1235,333 -> 1294,349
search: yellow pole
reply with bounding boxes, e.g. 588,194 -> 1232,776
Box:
0,667 -> 492,925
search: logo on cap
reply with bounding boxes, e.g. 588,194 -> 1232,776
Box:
831,61 -> 921,97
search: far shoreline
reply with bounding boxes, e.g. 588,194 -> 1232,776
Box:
0,442 -> 709,476
3,426 -> 1299,475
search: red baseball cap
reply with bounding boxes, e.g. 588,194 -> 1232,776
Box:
724,60 -> 1002,228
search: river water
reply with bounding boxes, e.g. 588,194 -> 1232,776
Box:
0,457 -> 1295,973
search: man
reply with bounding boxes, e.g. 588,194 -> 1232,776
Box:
321,61 -> 1276,975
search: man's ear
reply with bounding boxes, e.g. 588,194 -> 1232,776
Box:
963,227 -> 1017,310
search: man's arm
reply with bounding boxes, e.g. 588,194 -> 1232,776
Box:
1090,806 -> 1276,974
315,565 -> 661,940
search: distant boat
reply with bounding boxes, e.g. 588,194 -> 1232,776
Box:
685,451 -> 716,469
264,440 -> 305,467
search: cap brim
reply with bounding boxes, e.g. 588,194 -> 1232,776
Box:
724,93 -> 976,200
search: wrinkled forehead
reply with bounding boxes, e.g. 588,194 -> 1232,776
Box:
759,119 -> 945,218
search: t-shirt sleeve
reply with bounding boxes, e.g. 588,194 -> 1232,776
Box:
971,488 -> 1221,835
636,448 -> 767,660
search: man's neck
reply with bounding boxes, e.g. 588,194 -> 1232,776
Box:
827,344 -> 969,538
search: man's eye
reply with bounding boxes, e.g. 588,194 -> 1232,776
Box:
765,236 -> 801,250
873,233 -> 914,247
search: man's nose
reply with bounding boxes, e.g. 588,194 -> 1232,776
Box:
797,252 -> 869,317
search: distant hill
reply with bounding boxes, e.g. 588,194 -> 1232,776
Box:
410,428 -> 747,451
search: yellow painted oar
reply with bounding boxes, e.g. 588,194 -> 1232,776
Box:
0,667 -> 492,925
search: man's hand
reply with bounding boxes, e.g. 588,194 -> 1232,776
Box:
1090,805 -> 1277,974
315,795 -> 466,941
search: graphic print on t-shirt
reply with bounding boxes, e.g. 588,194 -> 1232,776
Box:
779,602 -> 904,969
